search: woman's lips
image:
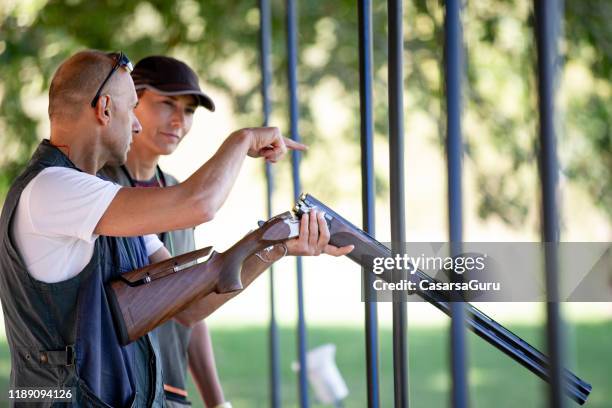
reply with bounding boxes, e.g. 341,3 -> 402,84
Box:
160,132 -> 179,140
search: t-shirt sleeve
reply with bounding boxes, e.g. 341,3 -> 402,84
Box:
24,167 -> 122,242
143,234 -> 164,256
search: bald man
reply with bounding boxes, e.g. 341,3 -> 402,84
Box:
0,50 -> 352,407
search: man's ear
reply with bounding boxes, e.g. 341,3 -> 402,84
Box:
94,95 -> 112,125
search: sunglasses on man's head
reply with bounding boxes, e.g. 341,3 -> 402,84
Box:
90,51 -> 134,108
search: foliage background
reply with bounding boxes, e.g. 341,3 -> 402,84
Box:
0,0 -> 610,229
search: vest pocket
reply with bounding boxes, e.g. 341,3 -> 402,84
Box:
76,377 -> 136,408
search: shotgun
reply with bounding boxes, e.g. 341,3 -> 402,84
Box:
108,193 -> 591,404
107,211 -> 299,346
294,193 -> 591,405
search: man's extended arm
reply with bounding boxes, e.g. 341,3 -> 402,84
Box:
95,127 -> 305,237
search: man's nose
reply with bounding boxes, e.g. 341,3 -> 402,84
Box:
132,116 -> 142,134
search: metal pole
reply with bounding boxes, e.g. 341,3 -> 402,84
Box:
387,0 -> 409,407
285,0 -> 309,406
534,1 -> 566,407
444,0 -> 469,407
357,0 -> 381,407
259,0 -> 281,406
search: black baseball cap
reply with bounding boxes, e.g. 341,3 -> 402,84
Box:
131,56 -> 215,112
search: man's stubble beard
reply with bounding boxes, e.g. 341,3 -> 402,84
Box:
106,135 -> 131,166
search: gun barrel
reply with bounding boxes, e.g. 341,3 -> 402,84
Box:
295,193 -> 591,405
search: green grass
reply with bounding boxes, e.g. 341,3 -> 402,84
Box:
1,321 -> 610,407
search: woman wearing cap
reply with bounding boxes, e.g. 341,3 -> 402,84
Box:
101,56 -> 227,408
101,55 -> 354,407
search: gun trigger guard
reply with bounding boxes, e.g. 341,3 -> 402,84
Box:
256,244 -> 288,263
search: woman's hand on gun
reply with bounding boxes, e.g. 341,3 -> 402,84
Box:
285,210 -> 354,257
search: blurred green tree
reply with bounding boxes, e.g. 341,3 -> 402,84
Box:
0,0 -> 609,227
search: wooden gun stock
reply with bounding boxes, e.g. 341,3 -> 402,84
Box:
294,193 -> 592,405
108,211 -> 299,345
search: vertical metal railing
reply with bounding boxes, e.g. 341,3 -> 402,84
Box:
285,0 -> 309,406
357,0 -> 381,407
258,0 -> 281,406
444,0 -> 469,407
261,1 -> 569,407
534,1 -> 566,407
387,0 -> 409,407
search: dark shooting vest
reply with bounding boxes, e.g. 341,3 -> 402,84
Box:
100,165 -> 196,406
0,140 -> 165,407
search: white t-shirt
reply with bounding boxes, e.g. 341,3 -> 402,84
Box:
11,167 -> 163,283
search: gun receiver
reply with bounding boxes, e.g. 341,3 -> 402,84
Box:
108,211 -> 299,345
294,193 -> 591,405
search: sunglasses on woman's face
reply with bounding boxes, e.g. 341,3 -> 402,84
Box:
90,52 -> 134,108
